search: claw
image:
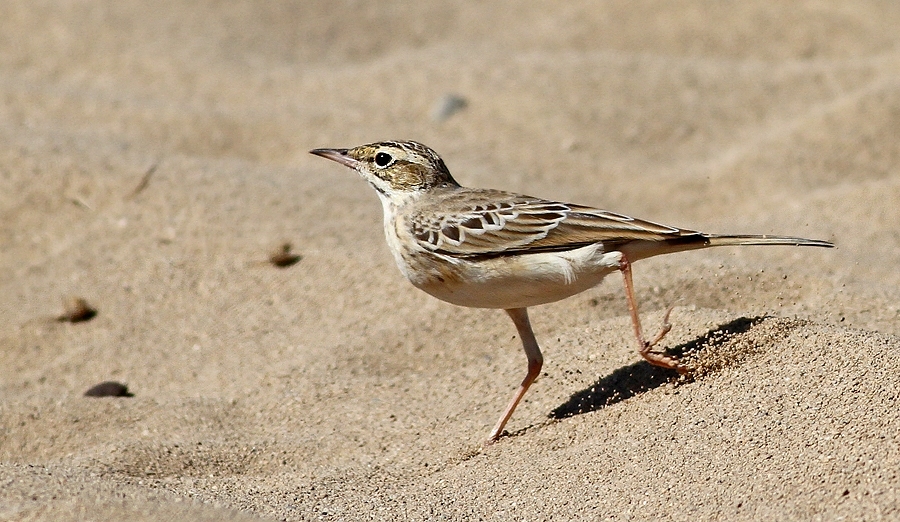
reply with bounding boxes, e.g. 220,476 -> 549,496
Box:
647,305 -> 675,349
620,256 -> 686,373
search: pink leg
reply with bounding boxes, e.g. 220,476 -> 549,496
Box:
619,255 -> 686,374
488,308 -> 543,443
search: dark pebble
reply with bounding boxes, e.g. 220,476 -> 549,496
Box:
84,381 -> 133,397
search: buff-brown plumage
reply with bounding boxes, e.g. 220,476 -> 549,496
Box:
311,140 -> 833,442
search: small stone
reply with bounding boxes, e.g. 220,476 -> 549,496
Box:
57,297 -> 97,323
431,94 -> 467,122
269,242 -> 301,268
84,381 -> 133,397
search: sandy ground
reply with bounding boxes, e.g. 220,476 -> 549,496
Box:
2,1 -> 900,520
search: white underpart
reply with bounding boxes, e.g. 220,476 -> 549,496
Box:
378,192 -> 419,281
425,242 -> 622,310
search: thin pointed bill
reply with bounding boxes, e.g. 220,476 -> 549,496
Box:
309,148 -> 359,169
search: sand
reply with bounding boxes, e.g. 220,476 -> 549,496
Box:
2,1 -> 900,520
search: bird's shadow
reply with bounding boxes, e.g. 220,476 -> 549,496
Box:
549,315 -> 766,420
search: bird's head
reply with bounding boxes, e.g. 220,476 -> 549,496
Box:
310,140 -> 460,199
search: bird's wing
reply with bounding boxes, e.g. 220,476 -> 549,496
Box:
408,189 -> 704,259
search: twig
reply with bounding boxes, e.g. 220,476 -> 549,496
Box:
127,163 -> 158,199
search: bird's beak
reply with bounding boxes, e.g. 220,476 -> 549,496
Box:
309,148 -> 360,169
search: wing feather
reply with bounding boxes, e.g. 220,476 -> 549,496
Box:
408,189 -> 702,258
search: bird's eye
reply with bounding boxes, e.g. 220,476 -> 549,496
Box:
374,152 -> 393,168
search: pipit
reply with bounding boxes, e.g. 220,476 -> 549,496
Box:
310,140 -> 833,442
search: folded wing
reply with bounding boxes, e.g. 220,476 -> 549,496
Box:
409,189 -> 705,259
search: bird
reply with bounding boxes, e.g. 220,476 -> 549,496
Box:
310,140 -> 833,442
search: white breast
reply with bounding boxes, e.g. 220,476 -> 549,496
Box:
408,243 -> 623,310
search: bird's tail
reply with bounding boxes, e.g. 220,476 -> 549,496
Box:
703,234 -> 834,248
621,233 -> 833,262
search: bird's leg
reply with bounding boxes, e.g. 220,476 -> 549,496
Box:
619,255 -> 686,374
488,308 -> 543,443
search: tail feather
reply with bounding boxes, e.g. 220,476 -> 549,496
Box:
621,232 -> 833,262
704,234 -> 834,248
